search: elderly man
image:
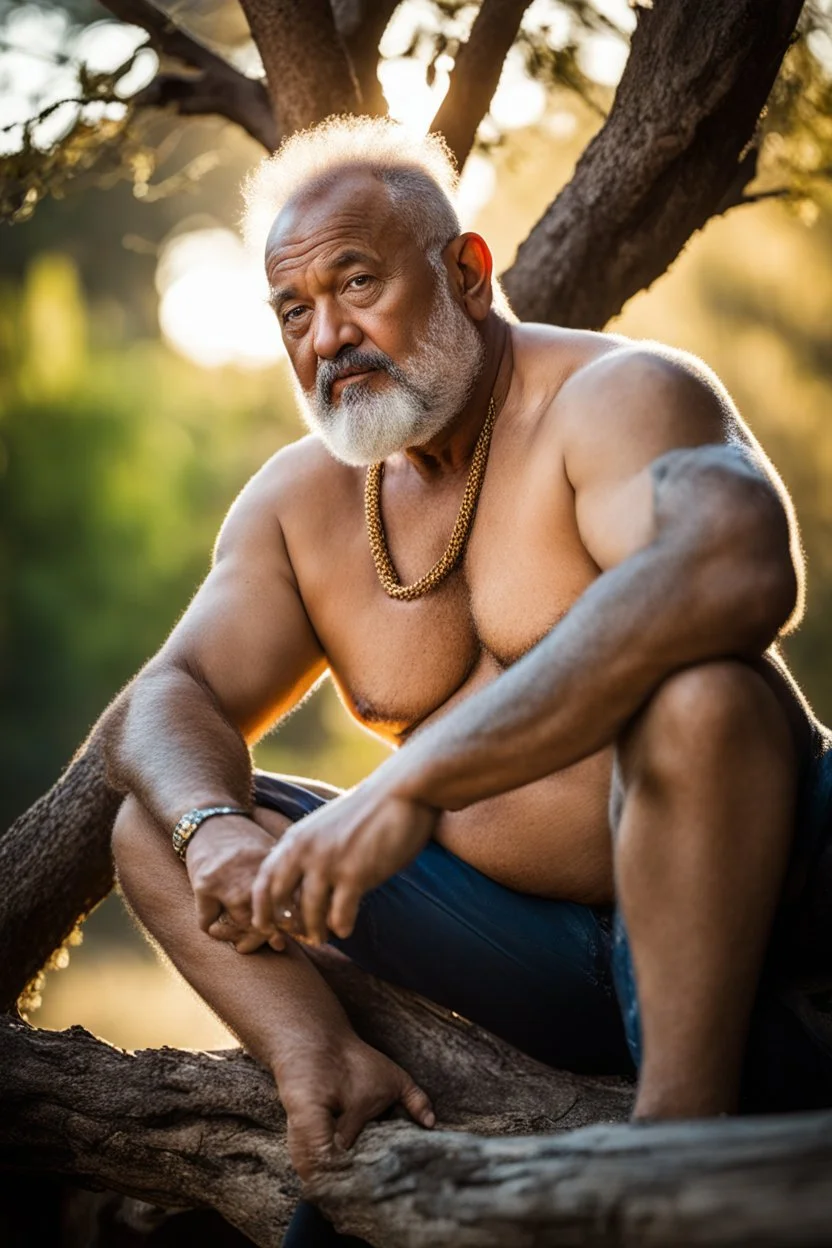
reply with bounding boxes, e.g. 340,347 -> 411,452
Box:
108,117 -> 832,1245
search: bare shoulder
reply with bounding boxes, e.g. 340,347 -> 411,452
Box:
215,434 -> 356,561
553,336 -> 742,459
510,328 -> 755,489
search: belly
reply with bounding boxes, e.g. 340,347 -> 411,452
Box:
341,628 -> 616,903
434,746 -> 615,904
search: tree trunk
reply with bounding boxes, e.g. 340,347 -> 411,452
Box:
238,0 -> 361,132
501,0 -> 805,328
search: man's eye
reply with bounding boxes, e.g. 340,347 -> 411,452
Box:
282,306 -> 306,325
347,274 -> 373,289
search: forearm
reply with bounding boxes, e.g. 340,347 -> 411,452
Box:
104,664 -> 253,829
117,810 -> 354,1072
387,522 -> 794,812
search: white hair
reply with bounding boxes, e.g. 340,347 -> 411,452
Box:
242,114 -> 516,321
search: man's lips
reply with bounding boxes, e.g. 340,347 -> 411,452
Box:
332,366 -> 379,391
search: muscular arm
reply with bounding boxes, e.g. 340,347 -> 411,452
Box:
380,349 -> 802,810
104,451 -> 326,825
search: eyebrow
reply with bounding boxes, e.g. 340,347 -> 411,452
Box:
267,248 -> 380,312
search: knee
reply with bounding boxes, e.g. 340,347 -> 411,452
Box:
618,660 -> 788,787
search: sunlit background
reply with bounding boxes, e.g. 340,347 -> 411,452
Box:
3,0 -> 832,1053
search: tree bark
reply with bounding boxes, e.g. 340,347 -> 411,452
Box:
501,0 -> 806,328
0,735 -> 118,1014
312,1111 -> 832,1247
0,949 -> 633,1246
238,0 -> 361,134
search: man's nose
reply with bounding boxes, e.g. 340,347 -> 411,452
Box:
312,300 -> 362,360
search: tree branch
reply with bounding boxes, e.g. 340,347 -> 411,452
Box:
312,1111 -> 832,1246
238,0 -> 361,135
431,0 -> 534,169
134,71 -> 277,150
97,0 -> 278,149
501,0 -> 806,328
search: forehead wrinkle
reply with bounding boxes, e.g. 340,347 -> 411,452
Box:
266,199 -> 402,277
266,235 -> 390,303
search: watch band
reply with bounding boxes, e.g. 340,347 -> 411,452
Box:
172,805 -> 251,861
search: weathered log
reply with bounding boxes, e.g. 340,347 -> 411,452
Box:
5,975 -> 832,1246
0,948 -> 633,1246
313,1113 -> 832,1247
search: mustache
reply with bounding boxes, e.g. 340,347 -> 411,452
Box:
315,348 -> 408,406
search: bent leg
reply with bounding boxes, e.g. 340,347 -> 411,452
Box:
612,659 -> 799,1118
112,792 -> 356,1071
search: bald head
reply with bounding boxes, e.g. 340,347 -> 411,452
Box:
266,167 -> 417,268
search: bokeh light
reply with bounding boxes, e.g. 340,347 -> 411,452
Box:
156,228 -> 283,369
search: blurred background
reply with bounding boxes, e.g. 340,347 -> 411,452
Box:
3,0 -> 832,1053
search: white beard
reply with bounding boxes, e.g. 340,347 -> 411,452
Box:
292,272 -> 486,467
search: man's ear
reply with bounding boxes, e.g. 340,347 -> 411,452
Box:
443,233 -> 493,322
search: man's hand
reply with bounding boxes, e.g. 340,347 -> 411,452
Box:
251,783 -> 439,945
186,811 -> 292,953
276,1031 -> 435,1182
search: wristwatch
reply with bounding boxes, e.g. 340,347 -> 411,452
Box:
172,805 -> 252,861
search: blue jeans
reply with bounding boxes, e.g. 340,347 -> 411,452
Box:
254,746 -> 832,1248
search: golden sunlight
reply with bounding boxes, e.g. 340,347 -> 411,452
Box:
155,227 -> 283,369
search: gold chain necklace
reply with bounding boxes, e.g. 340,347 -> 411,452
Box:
364,396 -> 498,602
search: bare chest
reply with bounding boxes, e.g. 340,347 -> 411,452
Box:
294,435 -> 599,742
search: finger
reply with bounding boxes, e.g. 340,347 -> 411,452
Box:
286,1105 -> 337,1183
333,1104 -> 372,1151
269,932 -> 287,951
328,882 -> 362,941
268,843 -> 306,919
208,900 -> 254,939
206,917 -> 243,942
252,863 -> 300,938
399,1078 -> 435,1129
195,893 -> 222,934
251,859 -> 278,935
300,871 -> 332,946
233,929 -> 269,954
